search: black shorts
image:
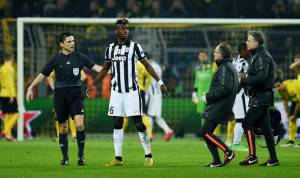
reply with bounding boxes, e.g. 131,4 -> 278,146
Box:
0,97 -> 18,114
54,86 -> 84,123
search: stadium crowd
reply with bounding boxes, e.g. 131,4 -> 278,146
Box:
1,0 -> 300,18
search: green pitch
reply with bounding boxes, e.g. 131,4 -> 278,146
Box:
0,135 -> 299,178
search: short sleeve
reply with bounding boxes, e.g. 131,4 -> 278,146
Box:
41,57 -> 55,76
135,43 -> 146,61
104,46 -> 111,62
80,53 -> 95,69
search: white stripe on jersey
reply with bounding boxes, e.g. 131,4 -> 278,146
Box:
233,55 -> 249,74
105,40 -> 146,93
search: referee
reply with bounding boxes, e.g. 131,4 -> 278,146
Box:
239,31 -> 279,166
26,32 -> 102,166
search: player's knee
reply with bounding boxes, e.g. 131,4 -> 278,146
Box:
59,123 -> 68,134
242,122 -> 249,130
75,123 -> 84,131
135,123 -> 146,132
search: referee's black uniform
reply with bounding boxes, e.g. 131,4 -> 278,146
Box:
240,45 -> 278,166
41,52 -> 95,122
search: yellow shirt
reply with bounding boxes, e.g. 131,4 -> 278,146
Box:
137,61 -> 152,91
283,79 -> 300,101
212,63 -> 218,74
0,62 -> 16,97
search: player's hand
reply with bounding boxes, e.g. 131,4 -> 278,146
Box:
26,87 -> 34,102
289,115 -> 296,122
239,73 -> 246,79
86,85 -> 96,98
199,95 -> 207,103
192,91 -> 198,104
160,84 -> 168,96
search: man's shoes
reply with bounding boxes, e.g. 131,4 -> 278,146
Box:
105,159 -> 124,167
145,157 -> 153,167
231,144 -> 248,152
60,159 -> 69,166
204,161 -> 224,167
280,141 -> 294,148
239,156 -> 258,166
259,159 -> 279,166
163,130 -> 174,141
78,157 -> 86,166
223,150 -> 236,166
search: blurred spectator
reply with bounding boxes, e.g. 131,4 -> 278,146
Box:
55,0 -> 69,17
43,1 -> 56,17
291,0 -> 300,18
166,0 -> 187,18
102,0 -> 118,17
88,0 -> 100,17
270,0 -> 287,18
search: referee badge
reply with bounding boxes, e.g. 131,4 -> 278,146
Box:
73,68 -> 79,76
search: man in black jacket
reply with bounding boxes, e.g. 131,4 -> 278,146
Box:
201,43 -> 239,167
239,31 -> 279,166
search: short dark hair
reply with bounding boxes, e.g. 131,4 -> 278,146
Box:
4,53 -> 13,61
248,31 -> 264,46
58,32 -> 74,44
238,42 -> 247,53
115,18 -> 129,27
218,42 -> 232,59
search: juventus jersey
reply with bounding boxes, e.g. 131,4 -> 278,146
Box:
233,55 -> 248,74
105,40 -> 146,93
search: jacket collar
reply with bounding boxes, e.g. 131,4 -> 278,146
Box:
215,58 -> 232,66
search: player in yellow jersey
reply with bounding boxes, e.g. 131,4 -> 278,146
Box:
48,70 -> 87,141
0,54 -> 18,141
275,79 -> 300,147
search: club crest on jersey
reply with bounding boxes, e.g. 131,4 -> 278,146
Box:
73,68 -> 79,76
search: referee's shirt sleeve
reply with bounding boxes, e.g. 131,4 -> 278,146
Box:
135,43 -> 146,61
80,53 -> 95,69
41,57 -> 55,76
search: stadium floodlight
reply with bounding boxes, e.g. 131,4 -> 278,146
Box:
17,17 -> 300,141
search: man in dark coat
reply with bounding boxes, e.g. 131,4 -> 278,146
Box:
239,31 -> 279,166
200,43 -> 239,167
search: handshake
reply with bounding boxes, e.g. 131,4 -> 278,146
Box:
192,91 -> 207,104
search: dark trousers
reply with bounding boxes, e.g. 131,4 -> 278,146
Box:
242,106 -> 278,161
202,119 -> 229,162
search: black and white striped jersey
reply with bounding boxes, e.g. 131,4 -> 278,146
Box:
233,55 -> 249,74
105,40 -> 146,93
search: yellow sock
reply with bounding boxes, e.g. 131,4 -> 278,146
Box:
227,120 -> 235,143
123,117 -> 128,132
142,115 -> 152,138
3,114 -> 10,135
68,118 -> 76,138
5,113 -> 18,136
288,120 -> 297,142
55,121 -> 59,138
213,124 -> 221,136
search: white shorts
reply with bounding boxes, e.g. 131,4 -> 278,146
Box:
145,93 -> 162,117
108,90 -> 143,117
232,89 -> 249,119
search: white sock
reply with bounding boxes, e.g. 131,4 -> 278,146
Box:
155,116 -> 172,133
138,131 -> 151,155
148,115 -> 154,131
233,122 -> 244,145
113,129 -> 123,157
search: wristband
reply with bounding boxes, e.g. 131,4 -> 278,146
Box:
158,80 -> 164,86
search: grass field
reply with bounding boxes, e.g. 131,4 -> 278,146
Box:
0,135 -> 299,178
